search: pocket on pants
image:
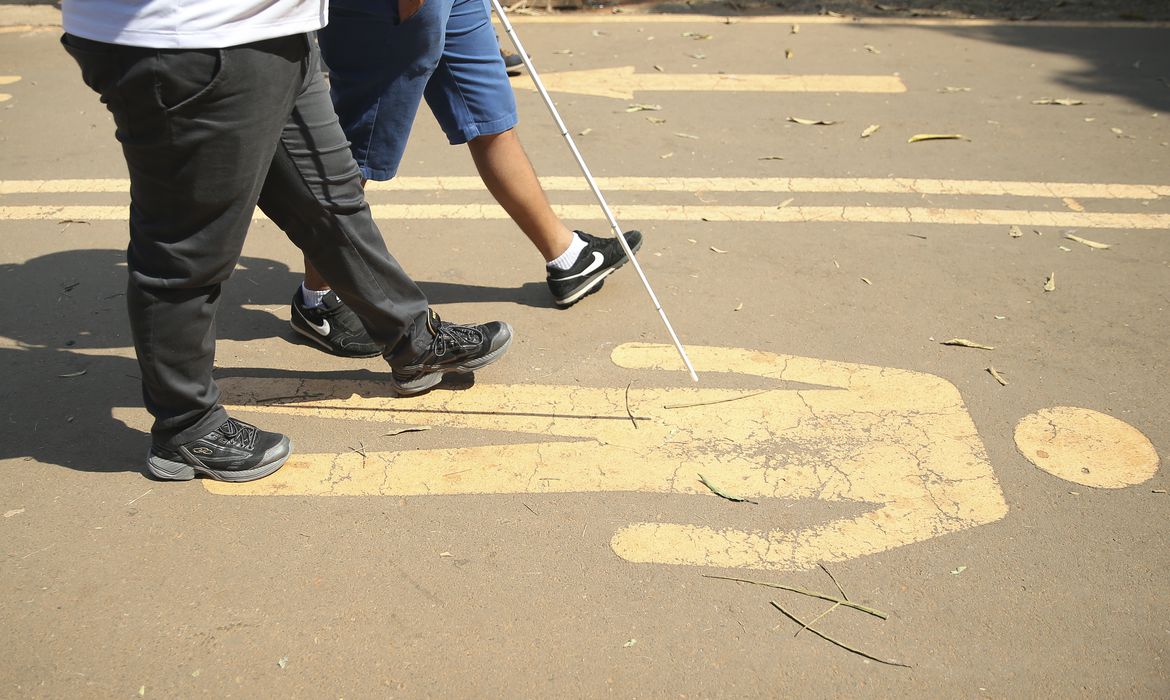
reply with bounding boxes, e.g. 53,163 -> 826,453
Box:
154,48 -> 227,114
61,33 -> 130,100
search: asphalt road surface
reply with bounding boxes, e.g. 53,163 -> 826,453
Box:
1,7 -> 1167,698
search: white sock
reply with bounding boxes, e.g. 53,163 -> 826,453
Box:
300,284 -> 330,308
546,232 -> 588,271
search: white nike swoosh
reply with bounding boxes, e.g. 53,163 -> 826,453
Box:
552,251 -> 605,281
306,316 -> 331,336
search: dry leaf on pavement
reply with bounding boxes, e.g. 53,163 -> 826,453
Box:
1065,233 -> 1111,249
1044,272 -> 1056,292
698,474 -> 757,503
789,116 -> 837,126
861,124 -> 880,138
384,426 -> 431,437
908,133 -> 967,143
941,338 -> 995,350
1031,98 -> 1084,106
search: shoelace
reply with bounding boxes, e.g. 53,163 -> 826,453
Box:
432,322 -> 484,357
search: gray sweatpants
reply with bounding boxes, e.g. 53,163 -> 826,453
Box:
62,32 -> 432,448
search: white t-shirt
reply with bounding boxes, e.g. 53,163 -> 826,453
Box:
62,0 -> 328,49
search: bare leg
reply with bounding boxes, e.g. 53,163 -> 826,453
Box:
304,259 -> 329,291
302,132 -> 575,286
467,128 -> 574,262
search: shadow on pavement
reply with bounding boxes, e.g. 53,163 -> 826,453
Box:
603,0 -> 1170,110
418,280 -> 555,308
921,22 -> 1170,111
0,249 -> 302,476
0,249 -> 523,476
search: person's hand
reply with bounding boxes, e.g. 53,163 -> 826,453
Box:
398,0 -> 424,23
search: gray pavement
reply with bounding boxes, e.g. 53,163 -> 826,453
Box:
1,8 -> 1168,698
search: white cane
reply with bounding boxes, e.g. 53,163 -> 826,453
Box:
490,0 -> 699,383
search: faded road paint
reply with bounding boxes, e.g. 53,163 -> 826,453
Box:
205,344 -> 1008,572
1015,407 -> 1160,489
4,203 -> 1168,230
511,66 -> 905,99
6,177 -> 1165,229
5,176 -> 1168,198
0,75 -> 17,103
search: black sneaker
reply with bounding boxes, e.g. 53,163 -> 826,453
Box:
147,417 -> 291,482
389,309 -> 513,396
546,230 -> 644,308
291,290 -> 382,358
501,47 -> 523,70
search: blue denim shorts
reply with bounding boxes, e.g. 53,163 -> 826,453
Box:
320,0 -> 519,180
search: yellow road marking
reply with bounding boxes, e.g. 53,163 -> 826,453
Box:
503,14 -> 1170,29
0,26 -> 55,34
4,176 -> 1167,198
0,178 -> 130,194
2,13 -> 1164,31
205,343 -> 1008,572
3,203 -> 1167,230
1015,407 -> 1159,489
389,204 -> 1166,229
0,74 -> 16,102
511,66 -> 905,99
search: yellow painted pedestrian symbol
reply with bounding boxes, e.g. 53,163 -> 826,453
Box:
208,344 -> 1008,571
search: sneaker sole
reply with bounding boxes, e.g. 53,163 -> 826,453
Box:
389,325 -> 514,396
553,236 -> 644,308
290,320 -> 382,359
147,438 -> 293,483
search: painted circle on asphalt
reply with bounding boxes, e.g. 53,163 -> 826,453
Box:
1014,407 -> 1160,488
